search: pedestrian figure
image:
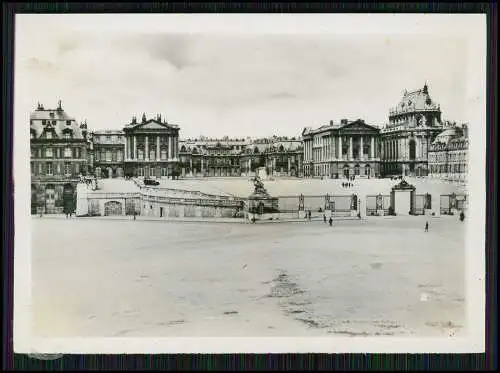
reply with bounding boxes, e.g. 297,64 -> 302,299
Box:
459,211 -> 465,222
425,221 -> 429,232
323,214 -> 327,223
308,210 -> 311,221
133,211 -> 137,220
329,217 -> 333,227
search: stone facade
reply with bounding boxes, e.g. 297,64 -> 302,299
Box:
428,123 -> 469,183
380,84 -> 444,177
91,130 -> 126,178
178,136 -> 303,178
123,113 -> 180,178
30,101 -> 90,214
302,119 -> 380,178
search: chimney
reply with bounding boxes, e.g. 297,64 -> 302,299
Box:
329,120 -> 334,126
340,119 -> 348,125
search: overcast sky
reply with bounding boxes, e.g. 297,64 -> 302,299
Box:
15,14 -> 485,139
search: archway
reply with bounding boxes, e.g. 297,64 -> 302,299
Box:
364,164 -> 371,176
343,165 -> 350,178
45,184 -> 56,214
104,201 -> 123,216
354,164 -> 360,176
63,183 -> 75,215
31,185 -> 37,214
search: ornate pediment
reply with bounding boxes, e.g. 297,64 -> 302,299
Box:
340,120 -> 380,134
128,120 -> 175,131
391,179 -> 416,191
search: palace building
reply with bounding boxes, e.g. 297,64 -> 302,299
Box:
179,137 -> 249,177
30,101 -> 91,214
122,113 -> 180,178
380,84 -> 444,177
178,136 -> 304,178
91,130 -> 126,178
428,123 -> 469,183
302,119 -> 381,178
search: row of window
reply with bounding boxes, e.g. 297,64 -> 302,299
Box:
131,149 -> 169,161
428,152 -> 467,162
312,164 -> 372,176
429,164 -> 467,173
33,119 -> 73,126
31,147 -> 83,159
31,162 -> 79,176
94,135 -> 123,142
31,131 -> 74,140
94,150 -> 124,163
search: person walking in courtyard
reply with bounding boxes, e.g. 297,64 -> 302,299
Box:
425,221 -> 429,232
133,211 -> 137,220
323,213 -> 327,223
329,216 -> 333,227
308,210 -> 311,221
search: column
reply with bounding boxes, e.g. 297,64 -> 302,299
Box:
145,136 -> 149,160
133,136 -> 137,159
349,137 -> 353,160
201,157 -> 204,173
169,137 -> 173,160
359,136 -> 363,160
371,136 -> 375,159
287,157 -> 291,174
338,136 -> 342,159
190,158 -> 193,175
156,136 -> 160,161
124,137 -> 128,161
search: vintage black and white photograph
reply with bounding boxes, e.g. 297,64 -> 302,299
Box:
14,14 -> 486,353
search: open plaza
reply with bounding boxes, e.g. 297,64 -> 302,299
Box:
31,177 -> 467,338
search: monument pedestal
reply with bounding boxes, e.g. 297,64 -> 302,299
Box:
246,175 -> 279,220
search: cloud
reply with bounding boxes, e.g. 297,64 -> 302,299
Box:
268,92 -> 298,100
15,20 -> 472,138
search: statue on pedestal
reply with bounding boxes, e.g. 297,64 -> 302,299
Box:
252,175 -> 268,195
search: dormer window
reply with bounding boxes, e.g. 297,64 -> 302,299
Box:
64,133 -> 71,140
66,120 -> 71,126
42,120 -> 46,125
49,112 -> 55,118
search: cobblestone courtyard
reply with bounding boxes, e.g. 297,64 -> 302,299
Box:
32,212 -> 466,338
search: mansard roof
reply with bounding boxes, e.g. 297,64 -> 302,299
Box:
389,84 -> 440,116
30,103 -> 86,140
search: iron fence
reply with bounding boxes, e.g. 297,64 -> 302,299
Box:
366,194 -> 391,216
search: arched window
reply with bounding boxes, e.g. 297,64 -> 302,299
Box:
138,148 -> 144,161
409,139 -> 416,160
160,147 -> 168,160
149,147 -> 156,160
